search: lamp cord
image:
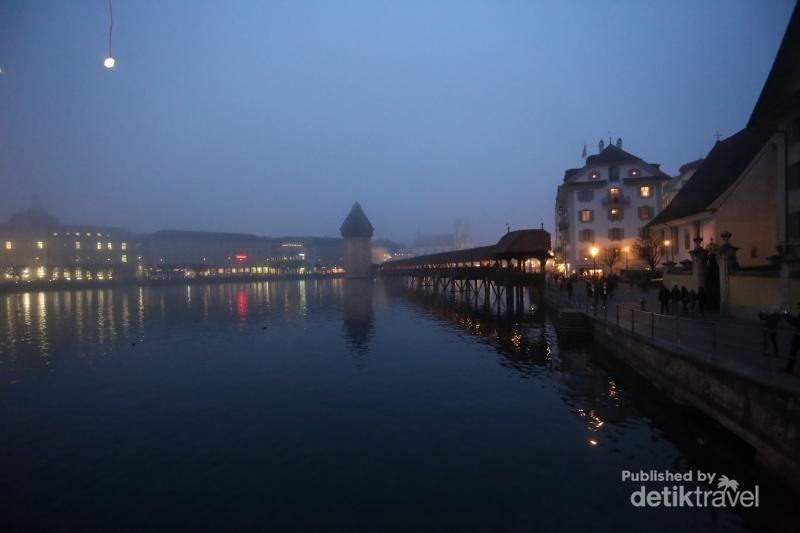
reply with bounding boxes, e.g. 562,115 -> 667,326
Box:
108,0 -> 114,57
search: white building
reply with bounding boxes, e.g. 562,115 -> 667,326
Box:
555,139 -> 671,276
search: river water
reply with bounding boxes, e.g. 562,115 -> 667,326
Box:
0,280 -> 794,531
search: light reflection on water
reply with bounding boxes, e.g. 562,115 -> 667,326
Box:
0,279 -> 792,531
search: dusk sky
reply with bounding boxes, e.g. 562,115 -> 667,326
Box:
0,0 -> 794,245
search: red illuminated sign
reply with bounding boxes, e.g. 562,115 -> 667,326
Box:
235,254 -> 247,261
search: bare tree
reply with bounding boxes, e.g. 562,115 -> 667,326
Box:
634,234 -> 663,271
604,247 -> 620,271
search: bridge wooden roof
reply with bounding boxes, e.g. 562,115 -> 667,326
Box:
383,229 -> 551,267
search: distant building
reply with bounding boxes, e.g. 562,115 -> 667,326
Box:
0,203 -> 138,282
663,158 -> 703,208
142,230 -> 274,277
402,220 -> 472,257
555,139 -> 671,276
340,202 -> 374,278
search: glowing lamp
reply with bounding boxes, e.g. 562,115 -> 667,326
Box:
590,246 -> 599,258
104,57 -> 116,69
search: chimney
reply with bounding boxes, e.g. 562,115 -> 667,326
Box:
616,137 -> 623,149
598,139 -> 605,152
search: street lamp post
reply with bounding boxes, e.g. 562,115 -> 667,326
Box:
590,245 -> 599,278
623,246 -> 630,271
664,239 -> 672,263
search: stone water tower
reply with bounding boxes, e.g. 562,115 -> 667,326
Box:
339,202 -> 374,278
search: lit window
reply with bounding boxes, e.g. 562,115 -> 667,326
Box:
36,266 -> 46,279
609,187 -> 620,199
121,255 -> 127,263
609,208 -> 623,221
580,209 -> 593,222
121,242 -> 127,250
107,242 -> 113,250
638,206 -> 652,220
36,241 -> 44,249
639,185 -> 652,198
75,241 -> 81,250
589,171 -> 600,180
97,242 -> 102,250
4,241 -> 11,250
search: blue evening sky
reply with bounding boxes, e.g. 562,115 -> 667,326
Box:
0,0 -> 794,244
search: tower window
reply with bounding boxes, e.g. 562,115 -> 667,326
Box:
609,167 -> 620,181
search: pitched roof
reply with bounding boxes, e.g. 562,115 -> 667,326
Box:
564,145 -> 667,183
383,229 -> 551,266
146,229 -> 265,242
647,128 -> 772,227
494,229 -> 551,256
747,2 -> 800,128
339,202 -> 374,238
678,158 -> 704,174
585,144 -> 641,165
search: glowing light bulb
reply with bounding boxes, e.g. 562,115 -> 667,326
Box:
104,56 -> 116,69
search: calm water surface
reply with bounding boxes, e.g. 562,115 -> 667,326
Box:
0,280 -> 794,531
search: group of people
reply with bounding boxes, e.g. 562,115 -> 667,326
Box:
555,273 -> 620,307
658,284 -> 705,317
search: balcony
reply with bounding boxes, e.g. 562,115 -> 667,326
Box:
602,194 -> 630,206
558,220 -> 569,230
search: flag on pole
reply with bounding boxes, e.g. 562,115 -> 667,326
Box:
581,142 -> 587,159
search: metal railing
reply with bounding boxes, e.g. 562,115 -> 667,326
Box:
546,287 -> 794,375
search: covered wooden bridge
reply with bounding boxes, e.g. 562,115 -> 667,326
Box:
379,229 -> 552,314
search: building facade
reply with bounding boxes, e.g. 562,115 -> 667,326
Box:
0,205 -> 138,282
142,230 -> 275,278
555,139 -> 670,276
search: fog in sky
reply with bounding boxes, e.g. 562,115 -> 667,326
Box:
0,0 -> 794,244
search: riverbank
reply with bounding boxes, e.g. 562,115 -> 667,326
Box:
545,289 -> 800,492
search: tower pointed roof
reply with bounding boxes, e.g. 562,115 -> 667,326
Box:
340,202 -> 374,238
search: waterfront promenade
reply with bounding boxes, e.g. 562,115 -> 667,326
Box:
547,285 -> 799,391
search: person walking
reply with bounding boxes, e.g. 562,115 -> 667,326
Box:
658,284 -> 670,314
783,303 -> 800,374
566,279 -> 574,302
680,286 -> 689,314
697,287 -> 706,317
670,285 -> 681,315
688,289 -> 697,318
758,307 -> 781,356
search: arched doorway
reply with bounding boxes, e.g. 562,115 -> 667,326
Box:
705,254 -> 720,312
